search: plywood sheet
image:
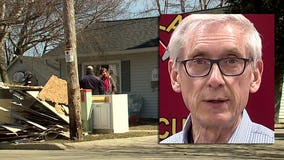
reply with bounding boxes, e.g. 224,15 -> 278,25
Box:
37,75 -> 68,105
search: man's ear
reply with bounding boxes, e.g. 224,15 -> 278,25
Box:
168,59 -> 181,93
250,59 -> 263,93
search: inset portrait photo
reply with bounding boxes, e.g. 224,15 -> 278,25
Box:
159,14 -> 274,144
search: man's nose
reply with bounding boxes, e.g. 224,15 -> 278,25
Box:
207,64 -> 225,88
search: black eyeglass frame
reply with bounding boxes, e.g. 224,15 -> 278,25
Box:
176,57 -> 253,77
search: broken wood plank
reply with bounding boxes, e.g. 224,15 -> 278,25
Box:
0,124 -> 24,135
11,102 -> 60,122
2,83 -> 43,91
26,91 -> 69,124
0,106 -> 47,130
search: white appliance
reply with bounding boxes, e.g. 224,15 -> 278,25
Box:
92,94 -> 129,133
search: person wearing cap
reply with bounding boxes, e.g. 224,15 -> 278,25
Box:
160,14 -> 274,144
80,65 -> 105,95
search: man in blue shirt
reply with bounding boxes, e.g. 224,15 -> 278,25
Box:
161,14 -> 274,144
80,66 -> 105,95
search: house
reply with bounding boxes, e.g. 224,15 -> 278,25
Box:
42,17 -> 159,119
279,80 -> 284,123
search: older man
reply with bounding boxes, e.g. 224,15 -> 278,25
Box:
161,14 -> 274,144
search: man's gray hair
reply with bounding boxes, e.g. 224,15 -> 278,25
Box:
168,14 -> 262,68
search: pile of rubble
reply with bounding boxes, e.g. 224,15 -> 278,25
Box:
0,75 -> 70,143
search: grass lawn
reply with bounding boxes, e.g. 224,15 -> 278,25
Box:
45,119 -> 158,143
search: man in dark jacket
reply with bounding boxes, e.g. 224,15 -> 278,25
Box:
80,65 -> 104,95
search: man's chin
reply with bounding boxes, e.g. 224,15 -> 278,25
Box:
198,114 -> 233,127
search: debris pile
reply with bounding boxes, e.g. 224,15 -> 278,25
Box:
0,75 -> 70,143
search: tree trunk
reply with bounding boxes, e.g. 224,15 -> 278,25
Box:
0,40 -> 9,83
180,0 -> 185,13
199,0 -> 203,10
155,0 -> 161,15
220,0 -> 224,7
0,1 -> 9,83
63,0 -> 83,141
164,0 -> 168,14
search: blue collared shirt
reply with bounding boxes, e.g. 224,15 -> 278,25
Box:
160,109 -> 274,144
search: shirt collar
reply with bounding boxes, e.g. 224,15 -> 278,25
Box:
228,109 -> 252,143
182,109 -> 251,143
182,115 -> 192,143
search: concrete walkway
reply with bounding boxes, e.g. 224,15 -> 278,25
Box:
2,135 -> 284,160
1,130 -> 284,159
1,128 -> 284,151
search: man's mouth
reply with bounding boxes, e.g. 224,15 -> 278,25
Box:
205,99 -> 229,103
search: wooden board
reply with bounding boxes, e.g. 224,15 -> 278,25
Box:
37,75 -> 68,105
27,91 -> 69,123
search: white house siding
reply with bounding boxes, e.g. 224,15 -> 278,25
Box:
58,50 -> 158,119
127,52 -> 158,118
279,79 -> 284,123
7,56 -> 60,86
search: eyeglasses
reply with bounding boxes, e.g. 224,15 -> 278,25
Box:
176,57 -> 253,77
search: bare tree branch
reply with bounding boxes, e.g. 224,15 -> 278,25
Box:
0,0 -> 133,82
181,0 -> 185,13
155,0 -> 162,15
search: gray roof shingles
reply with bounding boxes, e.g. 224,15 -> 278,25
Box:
44,17 -> 158,58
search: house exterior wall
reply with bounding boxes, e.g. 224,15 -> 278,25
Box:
279,79 -> 284,123
7,57 -> 60,86
127,52 -> 158,118
58,50 -> 158,118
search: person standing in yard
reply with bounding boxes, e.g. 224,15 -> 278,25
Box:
100,67 -> 117,94
80,65 -> 104,95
